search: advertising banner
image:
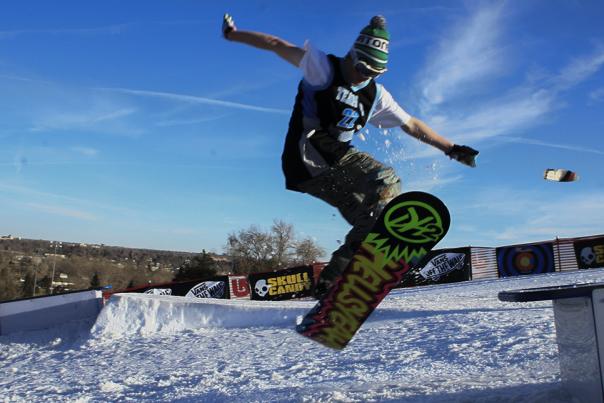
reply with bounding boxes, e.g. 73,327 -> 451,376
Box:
229,275 -> 251,299
400,247 -> 471,287
184,279 -> 229,299
134,276 -> 231,299
248,265 -> 313,301
496,243 -> 555,277
574,237 -> 604,270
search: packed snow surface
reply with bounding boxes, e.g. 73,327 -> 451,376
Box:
3,269 -> 604,402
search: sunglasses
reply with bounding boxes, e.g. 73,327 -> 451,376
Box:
350,49 -> 386,79
354,61 -> 384,78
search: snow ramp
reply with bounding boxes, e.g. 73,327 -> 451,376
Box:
91,293 -> 313,338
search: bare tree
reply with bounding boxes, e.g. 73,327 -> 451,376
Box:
225,220 -> 325,274
227,225 -> 276,274
294,237 -> 326,265
271,220 -> 294,268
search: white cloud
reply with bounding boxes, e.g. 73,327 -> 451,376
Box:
426,88 -> 556,143
590,87 -> 604,102
406,174 -> 464,192
498,137 -> 604,156
0,24 -> 131,39
469,188 -> 604,243
155,114 -> 230,127
418,4 -> 507,112
445,47 -> 604,145
26,202 -> 97,221
0,183 -> 134,216
71,147 -> 99,157
30,108 -> 137,132
97,87 -> 290,115
412,4 -> 604,152
552,47 -> 604,92
0,74 -> 53,84
0,73 -> 143,135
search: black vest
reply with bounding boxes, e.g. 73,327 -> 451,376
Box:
282,55 -> 377,190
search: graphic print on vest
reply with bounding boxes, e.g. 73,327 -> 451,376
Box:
334,86 -> 366,132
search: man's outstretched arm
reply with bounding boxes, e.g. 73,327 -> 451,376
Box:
222,13 -> 305,67
402,117 -> 479,167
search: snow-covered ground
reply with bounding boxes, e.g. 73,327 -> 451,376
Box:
2,270 -> 604,402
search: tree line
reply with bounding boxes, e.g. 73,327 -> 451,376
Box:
0,220 -> 325,301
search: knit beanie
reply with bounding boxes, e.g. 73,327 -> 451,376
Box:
352,15 -> 390,72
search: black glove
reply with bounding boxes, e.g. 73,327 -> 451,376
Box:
446,144 -> 479,167
222,13 -> 236,39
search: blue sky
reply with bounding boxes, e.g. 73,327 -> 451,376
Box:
1,0 -> 603,256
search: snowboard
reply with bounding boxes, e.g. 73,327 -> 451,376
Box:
295,191 -> 450,350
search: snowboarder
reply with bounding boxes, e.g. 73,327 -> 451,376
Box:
222,14 -> 479,298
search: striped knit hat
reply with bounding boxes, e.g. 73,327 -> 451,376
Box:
351,15 -> 390,73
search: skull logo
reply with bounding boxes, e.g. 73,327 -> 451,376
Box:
254,279 -> 271,297
581,247 -> 596,266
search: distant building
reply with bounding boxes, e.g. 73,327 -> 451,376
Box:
44,253 -> 66,259
53,273 -> 74,290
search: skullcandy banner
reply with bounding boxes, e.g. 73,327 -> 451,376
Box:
574,237 -> 604,270
248,265 -> 314,301
128,276 -> 230,299
399,247 -> 471,287
496,243 -> 555,277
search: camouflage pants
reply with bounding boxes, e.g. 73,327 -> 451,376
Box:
297,148 -> 401,286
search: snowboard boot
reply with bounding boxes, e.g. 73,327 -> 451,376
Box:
312,245 -> 356,300
312,275 -> 335,300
